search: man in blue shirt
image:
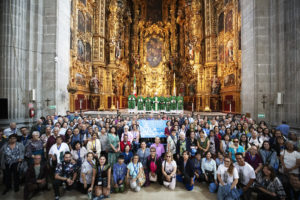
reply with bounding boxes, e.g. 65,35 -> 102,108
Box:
113,155 -> 127,193
276,121 -> 290,137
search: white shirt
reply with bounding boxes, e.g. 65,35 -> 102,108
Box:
3,128 -> 18,137
48,142 -> 70,164
217,164 -> 239,185
234,162 -> 256,185
249,137 -> 262,148
162,160 -> 177,176
281,150 -> 300,174
80,160 -> 95,184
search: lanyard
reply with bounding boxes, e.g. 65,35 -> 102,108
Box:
77,150 -> 80,159
98,165 -> 105,173
133,163 -> 139,175
57,144 -> 61,151
92,140 -> 96,150
87,161 -> 94,168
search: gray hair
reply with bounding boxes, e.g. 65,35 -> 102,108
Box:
53,127 -> 60,132
32,131 -> 40,137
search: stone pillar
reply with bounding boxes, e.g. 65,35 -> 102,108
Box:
0,0 -> 28,122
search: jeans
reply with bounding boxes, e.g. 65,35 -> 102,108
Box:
53,179 -> 77,197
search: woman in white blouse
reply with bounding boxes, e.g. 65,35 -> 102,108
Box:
87,132 -> 101,158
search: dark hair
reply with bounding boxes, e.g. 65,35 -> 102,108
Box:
235,152 -> 243,158
9,134 -> 18,139
239,134 -> 249,149
64,151 -> 71,157
224,155 -> 234,175
118,154 -> 125,160
73,141 -> 82,149
262,165 -> 276,181
261,141 -> 271,150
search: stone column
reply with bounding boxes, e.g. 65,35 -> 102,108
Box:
0,0 -> 27,121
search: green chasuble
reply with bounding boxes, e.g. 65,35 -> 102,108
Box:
152,96 -> 160,111
177,96 -> 184,110
137,96 -> 144,110
170,96 -> 177,110
165,97 -> 171,112
128,95 -> 136,109
145,97 -> 152,111
159,96 -> 166,110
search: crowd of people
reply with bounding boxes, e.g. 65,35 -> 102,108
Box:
0,112 -> 299,200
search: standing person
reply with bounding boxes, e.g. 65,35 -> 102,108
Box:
280,140 -> 300,175
234,153 -> 256,200
164,121 -> 172,137
259,141 -> 279,170
99,127 -> 109,157
71,141 -> 87,166
91,155 -> 111,199
167,129 -> 178,159
276,121 -> 290,138
120,134 -> 131,152
220,134 -> 231,155
136,141 -> 150,168
1,134 -> 24,194
87,132 -> 101,158
3,122 -> 18,138
176,132 -> 190,159
48,136 -> 70,167
228,137 -> 245,162
23,154 -> 48,200
177,151 -> 195,191
19,127 -> 31,147
150,137 -> 165,158
127,154 -> 145,192
217,156 -> 239,200
121,126 -> 133,143
80,152 -> 96,194
188,131 -> 198,157
198,130 -> 210,156
113,155 -> 127,193
244,145 -> 263,174
162,152 -> 177,190
121,145 -> 133,165
46,127 -> 64,155
208,130 -> 220,158
107,127 -> 120,168
52,152 -> 78,200
25,131 -> 44,162
131,124 -> 140,152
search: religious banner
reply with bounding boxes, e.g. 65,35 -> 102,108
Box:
138,120 -> 167,138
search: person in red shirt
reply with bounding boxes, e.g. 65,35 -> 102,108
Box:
164,121 -> 172,137
120,134 -> 131,152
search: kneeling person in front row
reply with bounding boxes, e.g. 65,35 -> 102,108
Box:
176,151 -> 195,191
53,152 -> 78,200
24,154 -> 48,200
113,155 -> 127,193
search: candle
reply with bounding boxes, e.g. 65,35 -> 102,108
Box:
192,103 -> 194,112
230,104 -> 232,113
117,101 -> 119,110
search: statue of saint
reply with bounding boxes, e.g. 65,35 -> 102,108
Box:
211,75 -> 220,95
89,77 -> 100,94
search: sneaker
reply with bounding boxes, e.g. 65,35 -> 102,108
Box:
55,196 -> 59,200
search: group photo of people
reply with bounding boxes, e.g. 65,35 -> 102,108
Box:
0,112 -> 299,200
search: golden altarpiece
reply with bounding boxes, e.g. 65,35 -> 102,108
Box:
68,0 -> 241,113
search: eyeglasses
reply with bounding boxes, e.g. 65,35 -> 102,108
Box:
150,151 -> 156,152
166,156 -> 171,158
224,160 -> 230,163
234,141 -> 239,143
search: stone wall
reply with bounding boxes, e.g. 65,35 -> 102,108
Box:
0,0 -> 70,126
241,0 -> 300,129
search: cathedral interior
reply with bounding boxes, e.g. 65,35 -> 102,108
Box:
68,0 -> 241,113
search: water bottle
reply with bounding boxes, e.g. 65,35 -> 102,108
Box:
88,191 -> 92,200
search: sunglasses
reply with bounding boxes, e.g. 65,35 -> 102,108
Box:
166,156 -> 171,158
234,141 -> 239,143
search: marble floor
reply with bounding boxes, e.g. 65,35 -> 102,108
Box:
2,182 -> 217,200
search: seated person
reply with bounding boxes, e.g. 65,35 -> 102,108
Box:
150,137 -> 165,158
24,154 -> 48,200
146,147 -> 162,185
121,144 -> 133,165
201,151 -> 218,189
53,152 -> 78,200
162,152 -> 177,190
255,165 -> 286,199
217,156 -> 239,200
120,134 -> 131,152
80,152 -> 96,194
234,153 -> 256,200
113,155 -> 127,193
216,152 -> 224,167
192,151 -> 202,182
90,155 -> 111,199
127,154 -> 145,192
177,151 -> 195,191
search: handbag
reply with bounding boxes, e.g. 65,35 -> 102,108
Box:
163,161 -> 173,182
137,169 -> 146,186
149,173 -> 157,182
